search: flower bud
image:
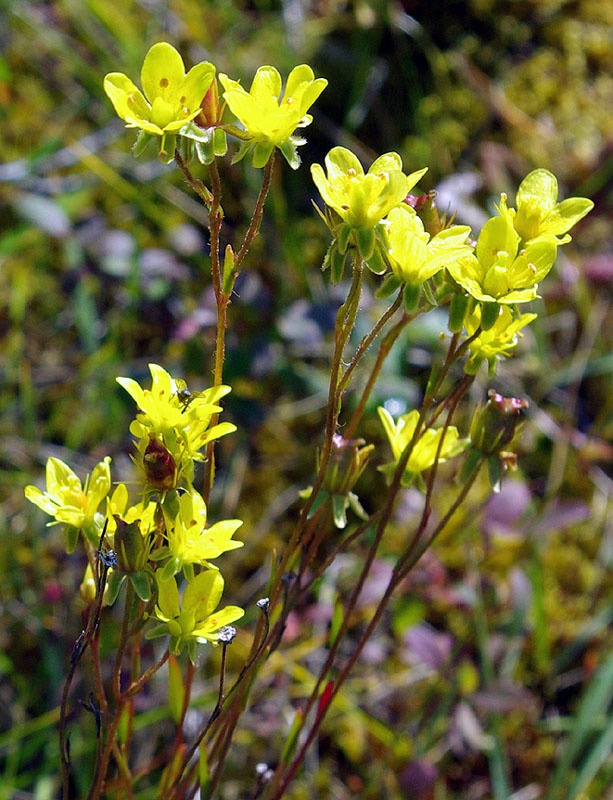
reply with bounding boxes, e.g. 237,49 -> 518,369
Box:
321,434 -> 374,496
113,516 -> 146,573
195,78 -> 220,128
143,435 -> 177,491
404,192 -> 444,237
470,390 -> 528,455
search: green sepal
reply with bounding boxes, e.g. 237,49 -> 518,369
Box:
195,139 -> 215,165
421,280 -> 437,307
145,623 -> 169,640
329,595 -> 344,648
449,292 -> 469,333
375,273 -> 402,299
150,546 -> 170,561
187,640 -> 198,665
253,141 -> 275,169
161,556 -> 181,581
305,489 -> 330,519
337,224 -> 352,254
355,227 -> 375,260
65,524 -> 80,554
213,127 -> 228,157
129,571 -> 151,601
347,491 -> 368,520
322,239 -> 334,272
480,301 -> 500,331
403,282 -> 421,312
487,455 -> 502,492
222,244 -> 236,295
278,138 -> 301,170
464,354 -> 483,375
133,131 -> 155,158
330,245 -> 347,284
161,490 -> 180,522
178,135 -> 194,165
106,571 -> 126,606
158,134 -> 176,164
459,448 -> 483,483
365,247 -> 387,275
231,139 -> 254,165
182,562 -> 195,583
331,494 -> 348,529
179,122 -> 212,143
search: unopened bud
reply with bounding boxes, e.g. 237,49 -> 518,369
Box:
196,79 -> 220,128
470,390 -> 528,455
143,436 -> 177,491
404,192 -> 444,236
321,434 -> 374,495
113,516 -> 146,573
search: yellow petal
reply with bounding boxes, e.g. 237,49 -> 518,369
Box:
141,42 -> 186,104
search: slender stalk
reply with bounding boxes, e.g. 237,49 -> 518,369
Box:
121,650 -> 170,699
235,152 -> 276,269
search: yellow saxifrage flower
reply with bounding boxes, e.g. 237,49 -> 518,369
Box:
386,205 -> 473,285
105,482 -> 157,534
219,65 -> 327,168
464,306 -> 537,374
161,489 -> 243,577
378,408 -> 464,487
447,215 -> 558,304
311,147 -> 426,230
25,456 -> 111,548
104,42 -> 215,155
499,169 -> 593,243
149,570 -> 244,662
117,364 -> 236,484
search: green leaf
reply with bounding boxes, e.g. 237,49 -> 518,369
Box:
365,247 -> 387,275
106,571 -> 125,606
403,282 -> 421,312
129,571 -> 152,601
132,131 -> 155,158
355,227 -> 375,260
375,273 -> 402,299
487,456 -> 502,492
331,494 -> 348,529
330,245 -> 347,284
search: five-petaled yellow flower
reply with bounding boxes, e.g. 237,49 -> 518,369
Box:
149,570 -> 244,662
386,204 -> 473,286
499,169 -> 594,243
219,65 -> 327,168
446,215 -> 558,305
377,408 -> 464,487
104,42 -> 215,154
25,456 -> 111,547
311,146 -> 426,231
160,489 -> 243,577
463,305 -> 538,374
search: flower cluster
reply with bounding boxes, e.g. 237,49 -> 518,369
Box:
104,42 -> 327,168
25,364 -> 244,662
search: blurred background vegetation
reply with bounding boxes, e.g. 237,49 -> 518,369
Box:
0,1 -> 611,798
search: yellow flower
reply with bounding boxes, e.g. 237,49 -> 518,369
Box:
105,482 -> 156,534
219,64 -> 327,168
447,215 -> 558,304
311,146 -> 426,230
104,42 -> 215,154
25,456 -> 111,547
117,364 -> 236,478
378,408 -> 464,487
464,305 -> 537,374
149,570 -> 244,661
162,489 -> 243,575
499,169 -> 593,243
386,205 -> 472,285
